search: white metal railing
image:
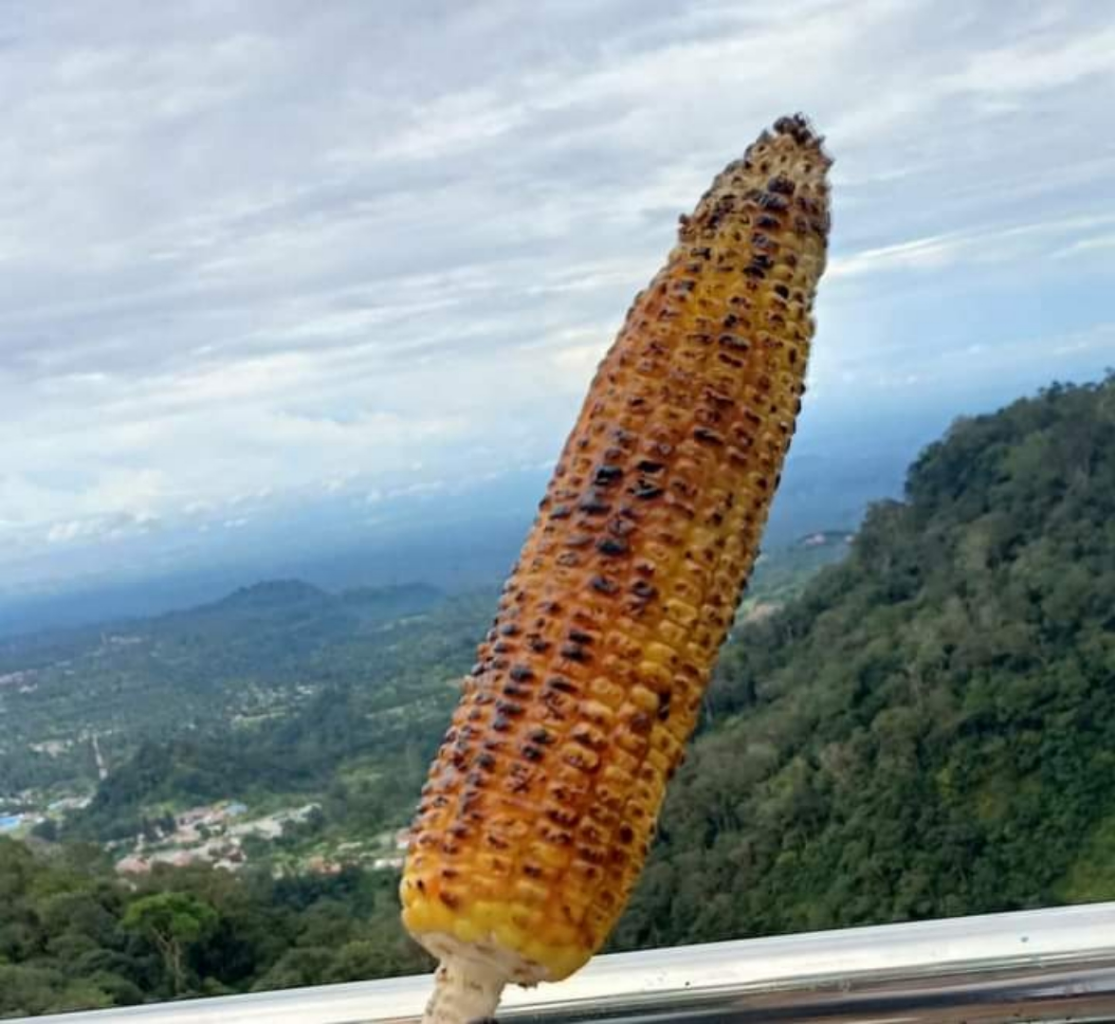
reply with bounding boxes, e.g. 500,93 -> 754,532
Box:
12,901 -> 1115,1024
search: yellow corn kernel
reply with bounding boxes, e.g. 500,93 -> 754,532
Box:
403,114 -> 832,1023
628,684 -> 661,713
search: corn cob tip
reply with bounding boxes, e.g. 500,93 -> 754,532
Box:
770,112 -> 832,164
678,112 -> 832,253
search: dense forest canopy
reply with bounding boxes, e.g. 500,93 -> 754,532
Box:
0,838 -> 430,1017
615,377 -> 1115,944
3,376 -> 1115,1016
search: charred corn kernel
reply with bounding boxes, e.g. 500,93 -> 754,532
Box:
403,114 -> 832,1024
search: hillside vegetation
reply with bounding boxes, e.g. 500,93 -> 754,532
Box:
615,377 -> 1115,947
0,581 -> 449,797
0,838 -> 430,1018
2,377 -> 1114,1016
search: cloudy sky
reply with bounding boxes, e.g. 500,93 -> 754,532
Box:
2,0 -> 1114,595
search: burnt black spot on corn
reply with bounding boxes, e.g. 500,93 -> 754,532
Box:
402,113 -> 833,1024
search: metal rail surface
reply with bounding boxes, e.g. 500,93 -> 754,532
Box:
16,901 -> 1115,1024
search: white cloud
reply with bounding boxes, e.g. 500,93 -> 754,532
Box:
830,213 -> 1115,279
0,0 -> 1112,584
1053,234 -> 1115,260
829,234 -> 965,278
945,25 -> 1115,95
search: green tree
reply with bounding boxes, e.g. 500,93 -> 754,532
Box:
122,893 -> 218,996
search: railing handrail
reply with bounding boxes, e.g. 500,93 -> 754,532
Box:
13,901 -> 1115,1024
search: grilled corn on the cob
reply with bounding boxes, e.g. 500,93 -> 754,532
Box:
402,113 -> 833,1023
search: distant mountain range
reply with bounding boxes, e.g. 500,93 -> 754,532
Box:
0,395 -> 952,639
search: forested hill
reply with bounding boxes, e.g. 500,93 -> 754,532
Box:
615,376 -> 1115,948
0,580 -> 447,797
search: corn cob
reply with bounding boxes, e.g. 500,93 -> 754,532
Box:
401,114 -> 832,1023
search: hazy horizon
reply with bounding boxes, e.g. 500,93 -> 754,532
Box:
3,1 -> 1114,608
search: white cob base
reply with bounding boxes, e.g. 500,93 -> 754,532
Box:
420,932 -> 550,1024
